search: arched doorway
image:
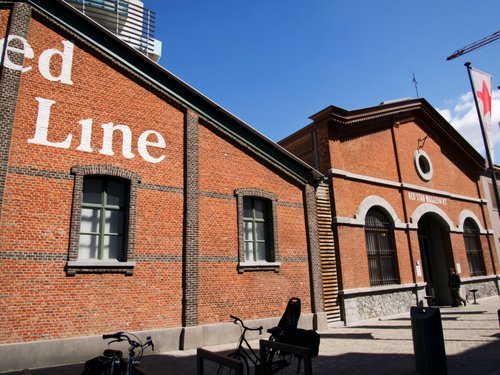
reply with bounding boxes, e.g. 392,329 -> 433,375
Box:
417,213 -> 454,305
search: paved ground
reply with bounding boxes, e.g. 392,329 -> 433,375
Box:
4,296 -> 500,374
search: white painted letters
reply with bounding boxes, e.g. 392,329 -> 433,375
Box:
138,130 -> 166,163
4,34 -> 169,164
76,119 -> 93,153
0,35 -> 34,72
38,40 -> 74,84
407,191 -> 448,206
28,97 -> 72,149
29,98 -> 166,163
0,36 -> 73,84
100,123 -> 135,159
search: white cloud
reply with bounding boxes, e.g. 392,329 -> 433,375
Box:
437,89 -> 500,163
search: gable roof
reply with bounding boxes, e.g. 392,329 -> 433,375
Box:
283,98 -> 485,170
21,0 -> 322,184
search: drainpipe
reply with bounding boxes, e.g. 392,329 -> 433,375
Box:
390,117 -> 420,306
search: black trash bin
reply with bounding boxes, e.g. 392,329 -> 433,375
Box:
410,306 -> 447,375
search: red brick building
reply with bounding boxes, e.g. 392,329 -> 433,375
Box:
0,1 -> 327,370
280,99 -> 500,323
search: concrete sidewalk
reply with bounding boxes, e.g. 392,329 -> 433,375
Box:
4,296 -> 500,374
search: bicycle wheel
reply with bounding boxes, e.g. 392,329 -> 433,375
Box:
81,356 -> 115,375
131,366 -> 147,375
216,352 -> 250,375
263,348 -> 301,375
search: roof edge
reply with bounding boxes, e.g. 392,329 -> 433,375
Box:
284,98 -> 484,169
23,0 -> 323,184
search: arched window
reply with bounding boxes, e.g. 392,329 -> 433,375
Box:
365,207 -> 400,286
463,218 -> 486,276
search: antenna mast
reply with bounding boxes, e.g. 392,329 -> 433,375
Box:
412,73 -> 419,98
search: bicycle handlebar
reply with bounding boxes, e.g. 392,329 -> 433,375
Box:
102,332 -> 124,340
145,336 -> 154,351
229,315 -> 263,334
102,332 -> 154,351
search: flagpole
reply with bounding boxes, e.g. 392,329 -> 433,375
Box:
465,62 -> 500,218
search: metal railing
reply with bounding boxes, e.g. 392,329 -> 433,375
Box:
65,0 -> 157,59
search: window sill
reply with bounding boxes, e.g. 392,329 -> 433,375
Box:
237,262 -> 281,274
66,261 -> 135,276
462,274 -> 496,283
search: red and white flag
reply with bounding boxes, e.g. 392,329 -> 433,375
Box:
469,66 -> 494,166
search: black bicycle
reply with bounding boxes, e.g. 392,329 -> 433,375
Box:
216,315 -> 302,375
82,332 -> 154,375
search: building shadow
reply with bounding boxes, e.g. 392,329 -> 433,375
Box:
6,338 -> 500,375
440,310 -> 488,315
342,324 -> 412,330
319,333 -> 374,340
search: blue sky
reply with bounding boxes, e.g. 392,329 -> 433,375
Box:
146,0 -> 500,161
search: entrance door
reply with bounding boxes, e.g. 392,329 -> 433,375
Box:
417,214 -> 453,305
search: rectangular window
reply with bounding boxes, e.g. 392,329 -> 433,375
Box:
465,237 -> 486,276
488,182 -> 498,210
67,165 -> 139,275
235,188 -> 280,272
243,197 -> 270,262
78,177 -> 128,261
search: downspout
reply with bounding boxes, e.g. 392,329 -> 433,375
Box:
390,117 -> 420,305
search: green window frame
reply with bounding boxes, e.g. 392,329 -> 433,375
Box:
235,188 -> 280,273
78,177 -> 128,261
67,165 -> 140,276
243,197 -> 272,262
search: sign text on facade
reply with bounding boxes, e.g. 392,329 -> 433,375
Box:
407,191 -> 448,205
0,35 -> 166,164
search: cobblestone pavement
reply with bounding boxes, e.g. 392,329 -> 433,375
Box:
4,296 -> 500,374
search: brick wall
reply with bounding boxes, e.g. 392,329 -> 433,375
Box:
0,12 -> 187,343
393,119 -> 479,196
329,123 -> 399,182
281,104 -> 499,300
0,6 -> 316,345
197,123 -> 312,324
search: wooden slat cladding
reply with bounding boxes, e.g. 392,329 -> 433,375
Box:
316,183 -> 341,322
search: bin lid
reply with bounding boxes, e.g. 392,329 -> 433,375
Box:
410,306 -> 441,320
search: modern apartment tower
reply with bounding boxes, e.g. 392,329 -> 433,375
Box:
65,0 -> 162,61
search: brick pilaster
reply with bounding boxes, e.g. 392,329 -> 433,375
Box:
0,2 -> 31,220
183,109 -> 199,326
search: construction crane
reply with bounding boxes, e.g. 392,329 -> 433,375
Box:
446,30 -> 500,60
